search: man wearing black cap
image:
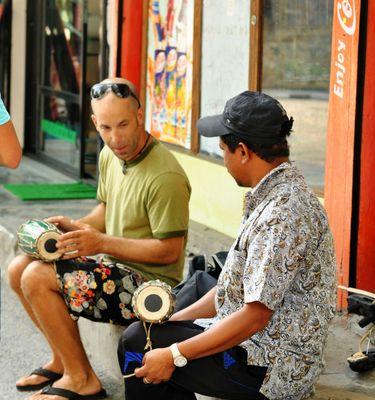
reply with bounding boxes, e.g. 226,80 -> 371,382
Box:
118,91 -> 337,400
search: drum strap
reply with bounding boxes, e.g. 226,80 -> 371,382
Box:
143,321 -> 154,351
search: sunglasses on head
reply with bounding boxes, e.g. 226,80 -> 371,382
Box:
90,83 -> 141,107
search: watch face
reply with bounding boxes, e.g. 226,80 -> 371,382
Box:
175,355 -> 187,367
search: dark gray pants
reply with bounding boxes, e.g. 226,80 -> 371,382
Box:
117,320 -> 268,400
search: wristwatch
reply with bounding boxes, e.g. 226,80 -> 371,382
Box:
169,343 -> 188,367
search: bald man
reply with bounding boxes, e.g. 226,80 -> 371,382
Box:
7,78 -> 191,399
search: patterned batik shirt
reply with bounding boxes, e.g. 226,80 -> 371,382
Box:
215,162 -> 337,400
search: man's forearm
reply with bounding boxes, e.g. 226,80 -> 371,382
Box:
101,234 -> 183,265
178,302 -> 272,360
171,287 -> 217,321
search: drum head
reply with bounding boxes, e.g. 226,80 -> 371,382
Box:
36,231 -> 61,262
132,280 -> 175,323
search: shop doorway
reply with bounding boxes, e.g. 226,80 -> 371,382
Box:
25,0 -> 108,179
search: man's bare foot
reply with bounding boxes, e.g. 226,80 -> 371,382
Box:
28,371 -> 104,400
16,360 -> 64,389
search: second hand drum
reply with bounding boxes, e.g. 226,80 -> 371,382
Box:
17,219 -> 62,262
132,279 -> 176,324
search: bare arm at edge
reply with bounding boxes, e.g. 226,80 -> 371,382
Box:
0,120 -> 22,169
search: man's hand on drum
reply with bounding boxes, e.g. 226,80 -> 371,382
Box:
134,348 -> 175,385
56,224 -> 104,259
45,215 -> 88,232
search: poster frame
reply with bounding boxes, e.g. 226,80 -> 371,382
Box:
140,0 -> 202,153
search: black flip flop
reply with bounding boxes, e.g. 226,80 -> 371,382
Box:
40,384 -> 107,399
16,367 -> 63,392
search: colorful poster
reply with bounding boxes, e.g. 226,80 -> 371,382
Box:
146,0 -> 194,149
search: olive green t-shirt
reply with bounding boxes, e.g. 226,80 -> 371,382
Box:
97,139 -> 191,287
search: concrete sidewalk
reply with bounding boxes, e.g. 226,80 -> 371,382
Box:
0,158 -> 374,400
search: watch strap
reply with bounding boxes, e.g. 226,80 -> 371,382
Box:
170,343 -> 181,359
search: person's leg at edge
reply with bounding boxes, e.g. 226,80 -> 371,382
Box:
118,321 -> 268,400
7,255 -> 64,388
18,260 -> 102,399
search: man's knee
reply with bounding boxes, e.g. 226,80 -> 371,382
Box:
20,260 -> 56,298
7,254 -> 33,292
118,321 -> 146,355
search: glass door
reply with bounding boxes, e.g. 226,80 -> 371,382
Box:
34,0 -> 107,178
39,0 -> 84,174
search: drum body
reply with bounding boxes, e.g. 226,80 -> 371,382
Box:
17,219 -> 62,262
132,280 -> 175,323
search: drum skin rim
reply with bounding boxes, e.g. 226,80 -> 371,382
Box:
36,231 -> 62,262
132,280 -> 175,323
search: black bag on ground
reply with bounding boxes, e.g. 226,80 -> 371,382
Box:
348,294 -> 375,328
173,251 -> 228,312
346,294 -> 375,373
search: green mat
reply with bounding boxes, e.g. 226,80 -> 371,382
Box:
3,182 -> 97,201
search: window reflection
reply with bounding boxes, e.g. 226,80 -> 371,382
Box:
199,0 -> 250,159
39,0 -> 106,177
44,0 -> 82,94
262,0 -> 334,194
41,94 -> 80,168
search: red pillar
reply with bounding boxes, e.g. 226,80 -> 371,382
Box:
120,0 -> 144,93
324,0 -> 362,308
356,2 -> 375,292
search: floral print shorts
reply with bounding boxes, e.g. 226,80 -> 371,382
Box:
55,257 -> 145,326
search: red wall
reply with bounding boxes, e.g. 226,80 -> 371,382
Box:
356,2 -> 375,292
120,0 -> 144,93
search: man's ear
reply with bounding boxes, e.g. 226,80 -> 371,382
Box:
91,114 -> 98,130
238,142 -> 250,164
136,107 -> 144,125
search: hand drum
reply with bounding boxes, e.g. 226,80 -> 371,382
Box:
132,280 -> 176,324
17,219 -> 62,262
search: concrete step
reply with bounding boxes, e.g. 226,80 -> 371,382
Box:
313,385 -> 375,400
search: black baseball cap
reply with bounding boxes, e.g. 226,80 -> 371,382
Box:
197,91 -> 293,145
